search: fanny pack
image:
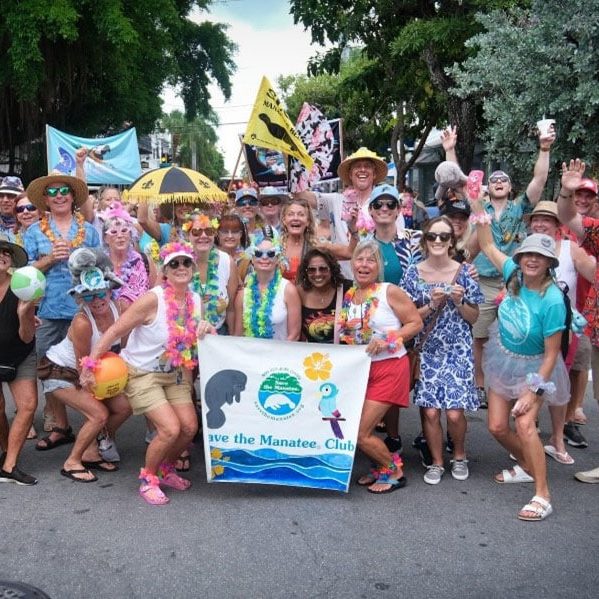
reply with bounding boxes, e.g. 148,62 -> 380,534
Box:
37,357 -> 81,387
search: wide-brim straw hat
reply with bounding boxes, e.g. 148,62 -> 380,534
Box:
513,233 -> 559,268
523,201 -> 559,223
26,174 -> 88,212
0,233 -> 28,268
337,147 -> 387,187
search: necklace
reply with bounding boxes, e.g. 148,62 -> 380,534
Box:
338,283 -> 380,345
39,212 -> 86,248
163,282 -> 199,369
243,270 -> 282,338
190,248 -> 220,326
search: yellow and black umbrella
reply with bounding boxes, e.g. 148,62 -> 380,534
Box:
123,166 -> 227,204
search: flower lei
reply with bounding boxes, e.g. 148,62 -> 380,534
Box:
338,284 -> 380,345
40,212 -> 86,248
191,247 -> 221,326
146,239 -> 160,263
242,269 -> 282,338
112,248 -> 138,299
182,212 -> 219,233
163,281 -> 199,369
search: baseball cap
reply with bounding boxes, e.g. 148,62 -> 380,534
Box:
368,184 -> 400,205
577,179 -> 598,195
441,199 -> 471,218
235,187 -> 258,203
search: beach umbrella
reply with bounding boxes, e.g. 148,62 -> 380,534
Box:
123,166 -> 227,205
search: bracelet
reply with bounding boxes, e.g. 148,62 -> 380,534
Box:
540,147 -> 550,152
525,373 -> 556,395
469,213 -> 492,225
80,356 -> 100,371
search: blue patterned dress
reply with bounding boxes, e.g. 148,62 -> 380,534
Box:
402,263 -> 484,410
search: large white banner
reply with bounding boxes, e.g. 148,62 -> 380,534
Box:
199,336 -> 370,492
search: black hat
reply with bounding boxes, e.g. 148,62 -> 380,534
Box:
441,199 -> 471,218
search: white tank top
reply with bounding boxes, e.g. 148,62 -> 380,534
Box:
271,278 -> 289,340
121,286 -> 202,372
346,282 -> 406,362
47,301 -> 119,368
555,239 -> 576,302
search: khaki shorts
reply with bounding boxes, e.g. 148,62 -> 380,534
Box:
571,334 -> 591,372
472,276 -> 503,339
125,366 -> 193,416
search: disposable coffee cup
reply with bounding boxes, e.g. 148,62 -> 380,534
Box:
536,119 -> 555,136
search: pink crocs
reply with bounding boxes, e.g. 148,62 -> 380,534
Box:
158,462 -> 191,491
139,468 -> 169,505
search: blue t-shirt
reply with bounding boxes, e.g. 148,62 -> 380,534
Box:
498,259 -> 566,356
139,222 -> 172,253
24,218 -> 100,320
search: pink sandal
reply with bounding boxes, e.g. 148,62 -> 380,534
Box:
139,469 -> 169,505
158,462 -> 191,491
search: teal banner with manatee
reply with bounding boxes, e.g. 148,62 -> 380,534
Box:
46,124 -> 142,185
199,335 -> 369,492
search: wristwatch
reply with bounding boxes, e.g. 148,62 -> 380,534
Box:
535,388 -> 545,397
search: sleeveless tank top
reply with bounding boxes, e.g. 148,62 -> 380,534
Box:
555,239 -> 576,302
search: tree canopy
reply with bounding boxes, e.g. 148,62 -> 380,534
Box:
450,0 -> 599,186
0,0 -> 236,177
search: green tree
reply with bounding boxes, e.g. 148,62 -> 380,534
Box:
450,0 -> 599,187
0,0 -> 235,177
160,110 -> 225,181
289,0 -> 526,174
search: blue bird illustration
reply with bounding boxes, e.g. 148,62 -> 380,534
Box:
317,382 -> 344,439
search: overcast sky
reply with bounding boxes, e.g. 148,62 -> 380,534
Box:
162,0 -> 320,176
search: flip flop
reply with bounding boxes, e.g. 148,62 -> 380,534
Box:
544,445 -> 575,465
367,476 -> 407,494
175,453 -> 190,473
60,468 -> 98,483
35,426 -> 75,451
494,464 -> 534,483
82,460 -> 119,472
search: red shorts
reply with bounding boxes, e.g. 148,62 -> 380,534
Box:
365,355 -> 410,407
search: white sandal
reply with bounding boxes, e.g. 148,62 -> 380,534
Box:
518,495 -> 553,521
495,464 -> 534,483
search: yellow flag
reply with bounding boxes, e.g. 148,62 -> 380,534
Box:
243,76 -> 314,171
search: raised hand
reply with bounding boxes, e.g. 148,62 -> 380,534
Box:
441,126 -> 457,153
561,159 -> 586,193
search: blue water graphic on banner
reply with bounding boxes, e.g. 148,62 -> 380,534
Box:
46,125 -> 142,184
210,447 -> 352,491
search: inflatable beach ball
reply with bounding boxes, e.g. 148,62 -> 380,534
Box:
10,266 -> 46,301
93,352 -> 128,400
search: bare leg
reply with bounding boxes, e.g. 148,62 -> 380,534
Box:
446,409 -> 467,460
0,388 -> 8,452
164,403 -> 198,464
474,337 -> 487,388
144,404 -> 182,474
547,404 -> 569,455
566,368 -> 588,422
422,408 -> 443,465
2,379 -> 37,472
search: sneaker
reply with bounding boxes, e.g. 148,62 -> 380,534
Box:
574,466 -> 599,483
424,464 -> 445,485
412,433 -> 424,448
98,435 -> 120,463
139,469 -> 169,505
477,387 -> 488,409
384,435 -> 403,455
445,432 -> 454,454
0,467 -> 38,486
418,438 -> 433,467
158,463 -> 191,491
450,459 -> 469,481
564,422 -> 588,448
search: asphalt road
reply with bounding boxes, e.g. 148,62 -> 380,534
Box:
1,386 -> 598,599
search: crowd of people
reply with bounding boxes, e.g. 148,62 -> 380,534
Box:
1,127 -> 599,519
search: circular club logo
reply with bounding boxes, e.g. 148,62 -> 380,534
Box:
257,370 -> 302,419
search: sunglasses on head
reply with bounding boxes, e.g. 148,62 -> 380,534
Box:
237,198 -> 258,207
424,232 -> 452,243
45,186 -> 72,197
307,265 -> 330,275
81,291 -> 108,302
105,226 -> 130,236
371,199 -> 399,211
260,198 -> 281,207
167,257 -> 194,269
190,227 -> 216,237
489,175 -> 510,184
16,204 -> 37,213
253,249 -> 277,259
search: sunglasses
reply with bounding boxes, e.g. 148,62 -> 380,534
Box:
16,204 -> 37,213
45,186 -> 72,197
81,291 -> 108,302
167,257 -> 194,269
370,199 -> 399,210
105,226 -> 130,236
236,198 -> 258,207
489,175 -> 510,184
260,198 -> 281,207
190,227 -> 216,237
307,265 -> 330,275
253,249 -> 277,259
424,232 -> 452,243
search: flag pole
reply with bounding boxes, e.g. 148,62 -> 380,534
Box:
227,141 -> 244,193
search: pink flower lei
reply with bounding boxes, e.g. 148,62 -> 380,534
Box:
163,281 -> 199,369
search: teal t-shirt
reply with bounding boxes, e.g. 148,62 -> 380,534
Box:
377,239 -> 403,285
498,259 -> 566,356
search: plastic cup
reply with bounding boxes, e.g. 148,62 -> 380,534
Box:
536,119 -> 555,137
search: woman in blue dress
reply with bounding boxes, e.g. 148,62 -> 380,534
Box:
402,216 -> 483,485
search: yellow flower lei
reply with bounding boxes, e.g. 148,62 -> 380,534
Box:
39,212 -> 86,248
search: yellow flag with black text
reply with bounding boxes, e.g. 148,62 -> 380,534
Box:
243,77 -> 314,171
